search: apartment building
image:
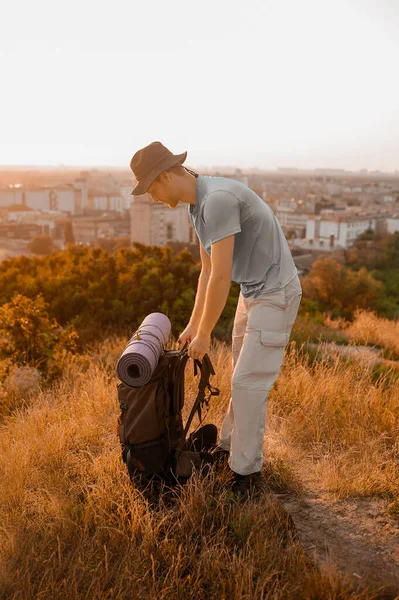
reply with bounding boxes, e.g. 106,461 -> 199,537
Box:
0,185 -> 84,214
306,214 -> 377,248
275,207 -> 308,237
71,214 -> 130,243
88,189 -> 128,212
387,218 -> 399,234
130,193 -> 195,247
0,204 -> 66,236
0,187 -> 24,207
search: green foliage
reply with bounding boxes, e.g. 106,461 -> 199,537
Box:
298,233 -> 399,320
343,231 -> 399,318
300,257 -> 386,320
97,237 -> 131,253
289,314 -> 349,348
0,242 -> 235,348
2,233 -> 397,358
0,294 -> 78,379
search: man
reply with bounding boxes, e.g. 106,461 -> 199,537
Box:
130,141 -> 302,493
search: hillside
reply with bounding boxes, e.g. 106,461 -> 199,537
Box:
1,237 -> 399,598
1,328 -> 399,599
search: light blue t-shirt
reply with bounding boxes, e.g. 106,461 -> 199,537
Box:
188,175 -> 298,298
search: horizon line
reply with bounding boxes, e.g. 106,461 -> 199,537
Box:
0,164 -> 398,175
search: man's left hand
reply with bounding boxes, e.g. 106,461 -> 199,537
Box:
188,333 -> 211,362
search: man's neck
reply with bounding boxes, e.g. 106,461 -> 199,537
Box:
177,173 -> 198,206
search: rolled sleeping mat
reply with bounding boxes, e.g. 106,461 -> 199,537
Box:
116,312 -> 171,387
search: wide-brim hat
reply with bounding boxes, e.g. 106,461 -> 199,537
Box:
129,141 -> 187,195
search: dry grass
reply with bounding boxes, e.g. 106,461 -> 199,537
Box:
268,344 -> 399,500
1,317 -> 398,599
324,310 -> 399,360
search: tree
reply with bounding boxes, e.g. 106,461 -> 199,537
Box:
300,257 -> 386,320
343,232 -> 399,318
97,237 -> 131,253
0,294 -> 78,377
29,234 -> 56,255
0,242 -> 234,347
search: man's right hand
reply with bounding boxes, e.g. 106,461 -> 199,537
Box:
178,323 -> 198,346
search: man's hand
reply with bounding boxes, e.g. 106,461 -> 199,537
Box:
178,323 -> 198,346
188,332 -> 211,362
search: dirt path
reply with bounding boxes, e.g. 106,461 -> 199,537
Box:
306,341 -> 399,368
273,484 -> 399,599
266,342 -> 399,597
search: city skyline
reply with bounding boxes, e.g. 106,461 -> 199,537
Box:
0,164 -> 398,176
1,0 -> 398,172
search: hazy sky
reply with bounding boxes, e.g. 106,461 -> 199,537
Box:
1,0 -> 398,171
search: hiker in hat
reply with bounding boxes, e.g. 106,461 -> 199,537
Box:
130,141 -> 302,494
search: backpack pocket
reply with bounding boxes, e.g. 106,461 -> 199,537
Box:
118,379 -> 167,446
127,436 -> 170,477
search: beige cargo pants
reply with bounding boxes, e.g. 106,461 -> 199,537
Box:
219,274 -> 302,475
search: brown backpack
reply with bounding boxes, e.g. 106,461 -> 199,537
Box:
116,343 -> 220,484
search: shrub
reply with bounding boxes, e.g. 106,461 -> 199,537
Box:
0,294 -> 78,380
28,234 -> 57,255
300,257 -> 385,320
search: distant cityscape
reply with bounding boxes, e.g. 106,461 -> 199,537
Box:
0,165 -> 398,276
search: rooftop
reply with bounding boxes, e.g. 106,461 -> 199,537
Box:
308,213 -> 378,223
7,204 -> 34,212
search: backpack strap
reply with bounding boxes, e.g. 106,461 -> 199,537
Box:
173,349 -> 190,415
175,352 -> 219,458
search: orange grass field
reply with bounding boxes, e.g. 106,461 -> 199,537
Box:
1,311 -> 398,599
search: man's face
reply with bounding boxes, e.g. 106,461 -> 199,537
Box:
147,172 -> 179,208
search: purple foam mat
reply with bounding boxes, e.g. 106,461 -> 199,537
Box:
116,312 -> 171,387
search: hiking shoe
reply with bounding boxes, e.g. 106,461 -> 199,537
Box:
231,471 -> 262,497
211,446 -> 230,468
185,424 -> 218,452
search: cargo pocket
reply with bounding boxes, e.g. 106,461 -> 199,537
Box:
260,331 -> 289,347
259,330 -> 289,379
232,329 -> 289,391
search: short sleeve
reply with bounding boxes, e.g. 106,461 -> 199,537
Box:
202,191 -> 242,245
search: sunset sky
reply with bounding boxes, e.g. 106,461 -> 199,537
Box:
1,0 -> 398,171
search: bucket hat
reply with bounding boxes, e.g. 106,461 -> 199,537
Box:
130,141 -> 187,195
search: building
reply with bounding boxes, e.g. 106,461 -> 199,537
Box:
291,237 -> 345,252
88,189 -> 127,212
387,218 -> 399,234
130,193 -> 195,246
5,204 -> 36,222
0,185 -> 84,214
120,186 -> 135,211
305,214 -> 378,248
74,177 -> 89,212
0,222 -> 43,240
71,214 -> 130,243
2,204 -> 67,236
275,207 -> 308,237
0,187 -> 24,207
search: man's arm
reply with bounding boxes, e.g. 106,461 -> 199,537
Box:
189,243 -> 211,327
197,235 -> 235,336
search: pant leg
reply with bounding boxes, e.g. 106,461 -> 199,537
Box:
218,291 -> 248,451
228,275 -> 302,475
